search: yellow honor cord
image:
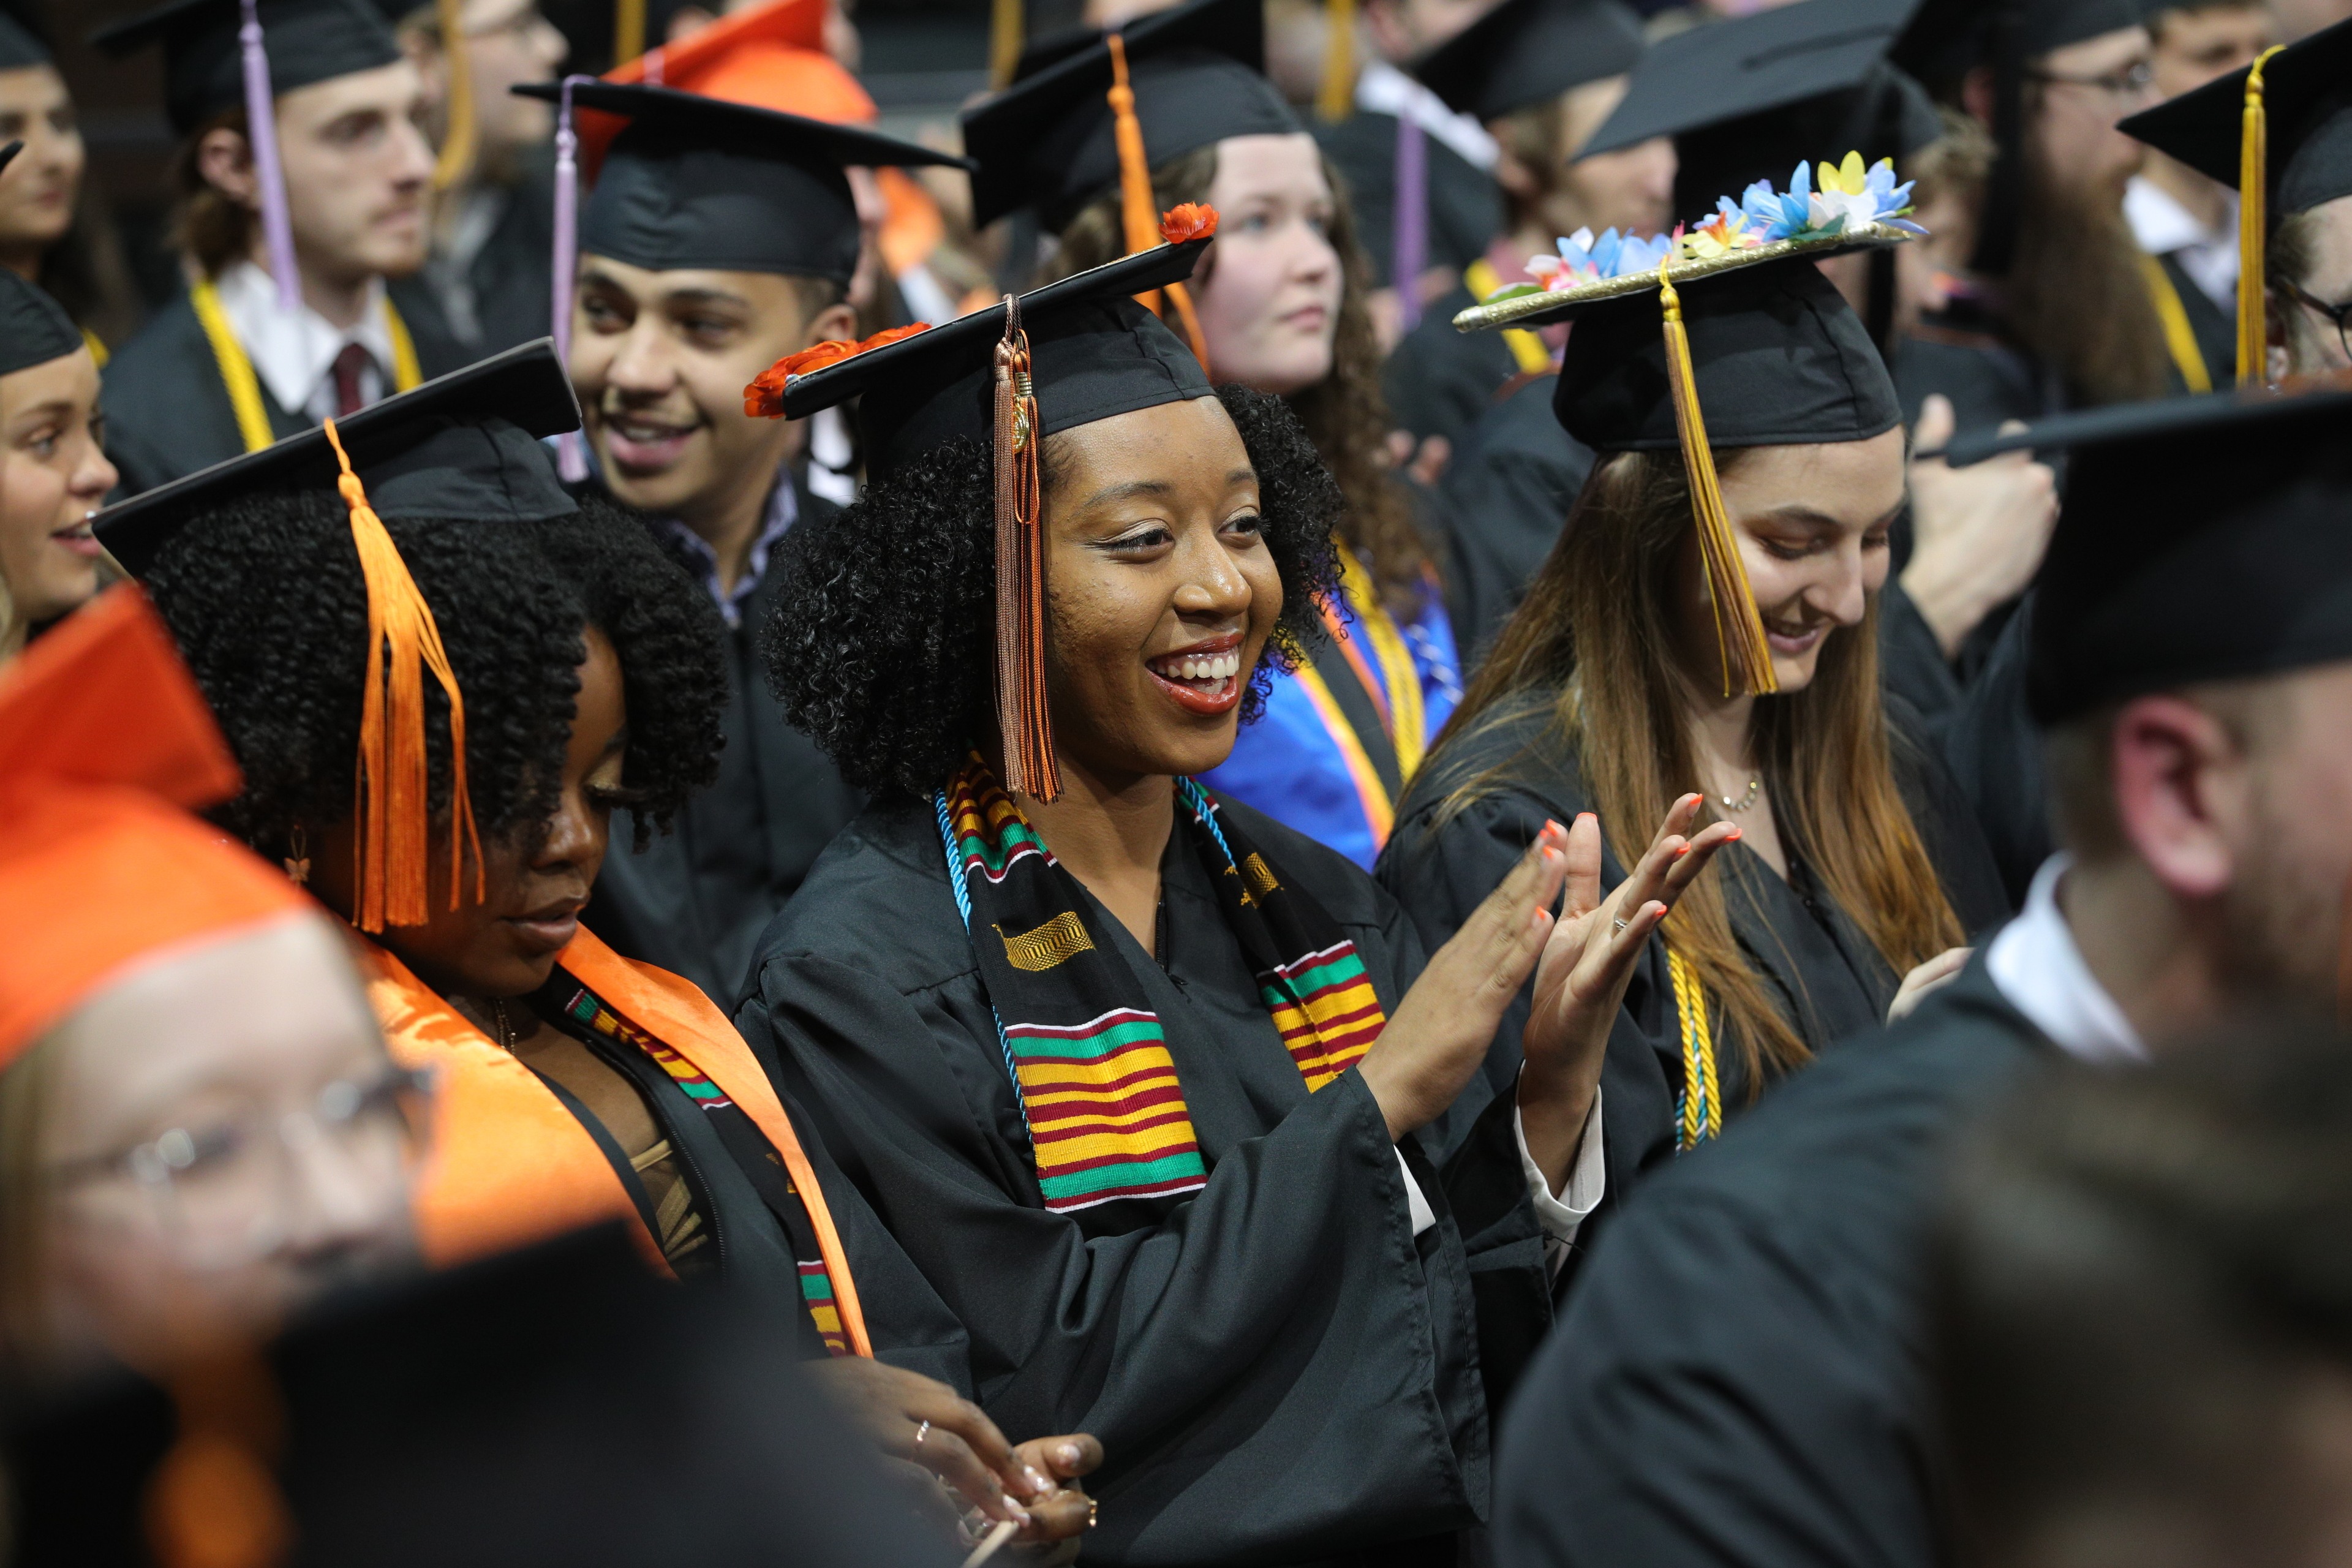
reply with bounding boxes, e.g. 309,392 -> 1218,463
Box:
612,0 -> 646,69
1657,263 -> 1777,698
431,0 -> 477,190
990,0 -> 1022,89
1317,0 -> 1355,123
2240,45 -> 2287,386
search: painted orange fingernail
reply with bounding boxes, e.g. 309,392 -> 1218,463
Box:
1675,844 -> 1690,857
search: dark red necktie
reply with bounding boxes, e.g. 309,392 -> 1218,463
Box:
331,342 -> 372,418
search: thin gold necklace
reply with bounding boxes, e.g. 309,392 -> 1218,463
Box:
1719,777 -> 1762,813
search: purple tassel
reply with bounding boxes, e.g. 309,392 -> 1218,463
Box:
1392,113 -> 1427,333
551,74 -> 592,482
239,0 -> 300,312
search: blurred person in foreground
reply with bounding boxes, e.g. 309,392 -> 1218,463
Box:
1933,1017 -> 2352,1568
1485,377 -> 2352,1568
0,16 -> 139,355
0,588 -> 963,1568
0,247 -> 116,663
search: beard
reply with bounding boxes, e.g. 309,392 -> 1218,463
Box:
2217,784 -> 2352,1016
2002,149 -> 2174,407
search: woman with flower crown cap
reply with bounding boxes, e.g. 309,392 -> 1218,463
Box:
739,218 -> 1740,1565
1379,183 -> 2010,1200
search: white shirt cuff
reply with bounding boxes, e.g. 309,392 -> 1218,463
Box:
1398,1148 -> 1439,1236
1517,1086 -> 1606,1248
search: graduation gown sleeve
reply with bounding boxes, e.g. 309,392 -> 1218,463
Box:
737,800 -> 1550,1568
1490,960 -> 2048,1568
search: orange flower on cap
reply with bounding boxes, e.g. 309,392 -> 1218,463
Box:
745,324 -> 934,417
1159,203 -> 1219,244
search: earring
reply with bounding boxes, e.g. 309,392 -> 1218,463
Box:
282,825 -> 311,887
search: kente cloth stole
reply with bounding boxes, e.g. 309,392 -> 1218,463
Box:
934,753 -> 1388,1215
553,982 -> 851,1355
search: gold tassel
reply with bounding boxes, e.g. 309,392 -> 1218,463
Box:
612,0 -> 646,69
992,299 -> 1058,802
324,419 -> 484,930
1657,265 -> 1776,699
2239,45 -> 2285,386
1317,0 -> 1355,124
990,0 -> 1022,89
1105,33 -> 1213,372
431,0 -> 475,190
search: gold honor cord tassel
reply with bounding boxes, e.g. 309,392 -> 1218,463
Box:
990,0 -> 1022,89
992,300 -> 1059,802
1657,265 -> 1777,698
431,0 -> 476,190
2240,45 -> 2286,386
323,419 -> 485,930
1317,0 -> 1355,123
612,0 -> 646,69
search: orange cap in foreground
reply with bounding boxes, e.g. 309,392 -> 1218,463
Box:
0,587 -> 309,1065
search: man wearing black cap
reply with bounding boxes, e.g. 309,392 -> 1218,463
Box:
538,81 -> 970,1007
1894,0 -> 2177,431
2123,15 -> 2352,378
1486,380 -> 2352,1568
91,0 -> 458,497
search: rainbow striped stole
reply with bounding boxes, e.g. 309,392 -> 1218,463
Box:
798,1261 -> 851,1356
935,756 -> 1389,1216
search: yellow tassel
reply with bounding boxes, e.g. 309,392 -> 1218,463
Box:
612,0 -> 646,69
2239,45 -> 2285,386
431,0 -> 475,190
1317,0 -> 1355,124
990,0 -> 1022,89
1657,263 -> 1776,699
323,419 -> 484,931
1105,34 -> 1213,373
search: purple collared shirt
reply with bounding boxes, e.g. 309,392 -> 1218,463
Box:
656,475 -> 800,630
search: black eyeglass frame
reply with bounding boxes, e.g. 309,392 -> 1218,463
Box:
2282,276 -> 2352,360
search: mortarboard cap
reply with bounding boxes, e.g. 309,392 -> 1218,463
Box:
1894,0 -> 2143,74
0,12 -> 51,67
2121,18 -> 2352,222
0,586 -> 311,1066
962,0 -> 1299,232
0,264 -> 86,377
1414,0 -> 1647,124
1944,380 -> 2352,723
90,0 -> 402,135
96,339 -> 581,579
1584,0 -> 1944,219
516,80 -> 970,282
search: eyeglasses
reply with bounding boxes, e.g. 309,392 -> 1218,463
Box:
2027,59 -> 2158,104
2283,277 -> 2352,361
46,1066 -> 430,1268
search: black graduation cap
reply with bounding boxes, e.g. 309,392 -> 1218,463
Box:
513,80 -> 973,284
962,0 -> 1298,232
95,339 -> 582,578
774,234 -> 1215,479
1583,0 -> 1944,220
1547,253 -> 1904,452
1414,0 -> 1648,124
0,12 -> 51,67
89,0 -> 402,135
2120,17 -> 2352,224
1943,381 -> 2352,723
0,266 -> 86,379
1893,0 -> 2144,77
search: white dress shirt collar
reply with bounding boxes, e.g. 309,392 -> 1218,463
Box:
1352,59 -> 1499,171
1985,855 -> 2147,1065
2124,175 -> 2241,311
213,261 -> 397,420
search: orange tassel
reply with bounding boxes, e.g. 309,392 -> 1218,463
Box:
992,297 -> 1058,801
744,323 -> 932,417
1104,34 -> 1215,374
323,418 -> 484,931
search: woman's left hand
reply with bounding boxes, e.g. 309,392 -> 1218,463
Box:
1517,799 -> 1737,1181
1005,1434 -> 1102,1549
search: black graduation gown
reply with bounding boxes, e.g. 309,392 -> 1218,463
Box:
1375,691 -> 2010,1189
737,794 -> 1559,1568
584,475 -> 865,1008
99,293 -> 471,500
1384,282 -> 1521,450
2150,250 -> 2236,393
388,159 -> 560,360
1890,314 -> 2062,439
1489,957 -> 2050,1568
1314,111 -> 1504,289
2,1225 -> 957,1568
1433,372 -> 1595,666
1937,594 -> 2050,909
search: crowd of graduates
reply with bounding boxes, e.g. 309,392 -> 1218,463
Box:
7,0 -> 2352,1561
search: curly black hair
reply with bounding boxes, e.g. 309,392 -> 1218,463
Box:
526,492 -> 728,849
143,486 -> 727,863
763,384 -> 1343,798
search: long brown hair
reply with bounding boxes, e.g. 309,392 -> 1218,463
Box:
170,107 -> 256,280
1436,448 -> 1963,1081
1045,141 -> 1432,618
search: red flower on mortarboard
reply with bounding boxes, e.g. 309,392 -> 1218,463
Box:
743,323 -> 933,417
1159,203 -> 1219,244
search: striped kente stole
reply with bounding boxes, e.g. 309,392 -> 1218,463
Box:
935,753 -> 1388,1215
557,984 -> 851,1355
